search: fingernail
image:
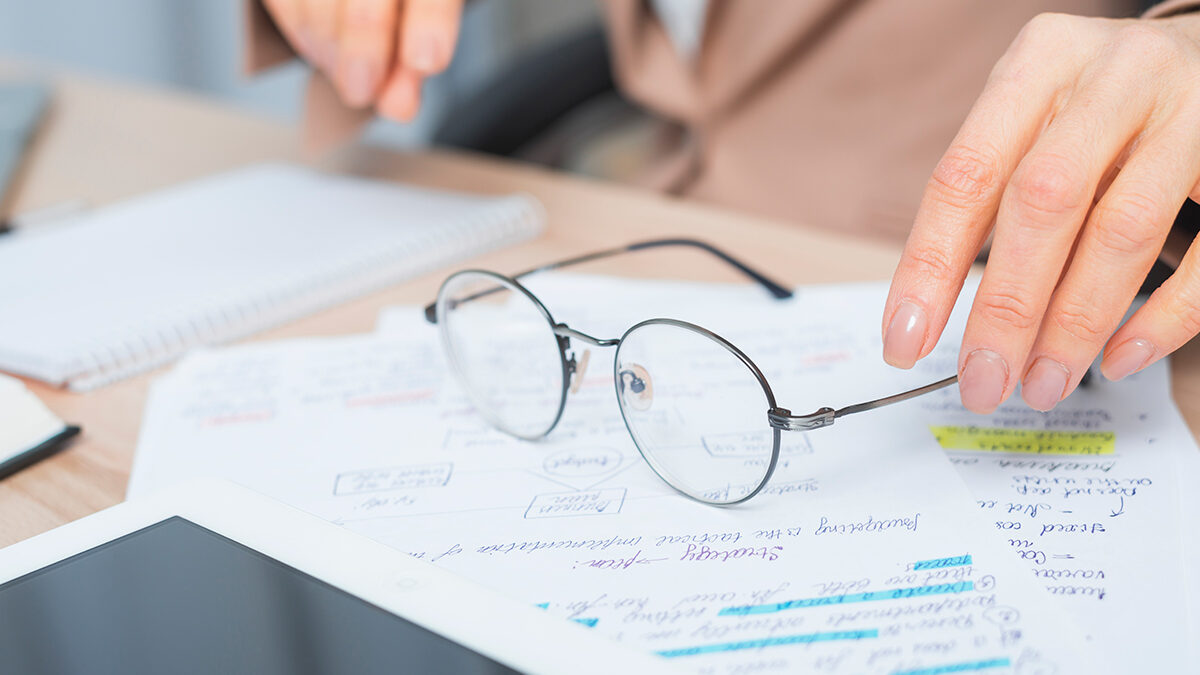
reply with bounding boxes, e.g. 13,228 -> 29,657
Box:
380,77 -> 418,121
340,60 -> 376,107
1102,338 -> 1155,381
406,33 -> 440,73
959,349 -> 1009,414
1021,357 -> 1070,412
883,300 -> 928,369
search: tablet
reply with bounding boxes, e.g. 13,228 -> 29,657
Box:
0,481 -> 674,675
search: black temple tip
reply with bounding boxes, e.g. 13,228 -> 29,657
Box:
765,283 -> 793,300
1079,368 -> 1093,388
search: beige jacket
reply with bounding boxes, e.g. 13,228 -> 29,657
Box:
245,0 -> 1200,246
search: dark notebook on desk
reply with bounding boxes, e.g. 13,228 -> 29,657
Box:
0,374 -> 79,479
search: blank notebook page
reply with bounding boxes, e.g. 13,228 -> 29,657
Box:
0,164 -> 543,389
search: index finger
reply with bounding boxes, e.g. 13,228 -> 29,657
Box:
883,23 -> 1075,369
335,0 -> 401,107
398,0 -> 464,75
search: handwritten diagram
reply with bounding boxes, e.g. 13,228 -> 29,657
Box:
130,276 -> 1198,673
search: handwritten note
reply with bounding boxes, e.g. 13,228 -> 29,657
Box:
410,273 -> 1200,670
892,288 -> 1194,673
130,280 -> 1120,673
135,351 -> 1093,674
131,273 -> 1200,672
516,274 -> 1198,672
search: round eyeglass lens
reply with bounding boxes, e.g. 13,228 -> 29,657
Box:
437,271 -> 566,439
614,320 -> 778,504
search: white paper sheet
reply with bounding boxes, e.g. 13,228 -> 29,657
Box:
132,279 -> 1109,674
384,273 -> 1200,671
1165,411 -> 1200,664
800,284 -> 1193,674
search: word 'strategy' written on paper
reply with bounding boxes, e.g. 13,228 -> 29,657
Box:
131,275 -> 1198,674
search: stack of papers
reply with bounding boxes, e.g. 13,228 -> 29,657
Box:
130,274 -> 1200,673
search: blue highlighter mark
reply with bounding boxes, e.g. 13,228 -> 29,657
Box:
533,602 -> 550,610
572,617 -> 599,627
720,581 -> 975,616
892,657 -> 1011,675
913,554 -> 972,570
657,629 -> 878,658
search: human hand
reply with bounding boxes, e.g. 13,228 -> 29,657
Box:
883,12 -> 1200,414
262,0 -> 463,120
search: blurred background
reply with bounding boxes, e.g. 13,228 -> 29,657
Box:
0,0 -> 613,152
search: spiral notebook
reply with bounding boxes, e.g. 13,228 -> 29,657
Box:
0,164 -> 544,391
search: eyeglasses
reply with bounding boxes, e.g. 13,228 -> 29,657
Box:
424,239 -> 957,505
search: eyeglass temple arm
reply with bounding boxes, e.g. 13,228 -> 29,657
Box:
769,375 -> 959,431
423,238 -> 793,323
516,239 -> 794,298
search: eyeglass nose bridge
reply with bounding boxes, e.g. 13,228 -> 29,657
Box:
555,323 -> 618,398
552,323 -> 620,348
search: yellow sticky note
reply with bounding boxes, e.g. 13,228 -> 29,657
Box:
929,426 -> 1115,455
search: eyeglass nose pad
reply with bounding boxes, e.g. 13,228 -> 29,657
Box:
617,363 -> 653,411
569,349 -> 591,395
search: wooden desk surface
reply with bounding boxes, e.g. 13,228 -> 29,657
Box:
3,70 -> 1199,549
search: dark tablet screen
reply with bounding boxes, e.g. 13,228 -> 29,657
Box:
0,517 -> 521,675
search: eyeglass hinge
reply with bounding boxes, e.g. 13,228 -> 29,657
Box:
768,407 -> 835,431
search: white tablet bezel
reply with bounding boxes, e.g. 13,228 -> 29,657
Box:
0,480 -> 676,674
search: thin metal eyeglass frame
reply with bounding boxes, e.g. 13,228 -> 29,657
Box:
427,239 -> 959,504
434,270 -> 573,441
